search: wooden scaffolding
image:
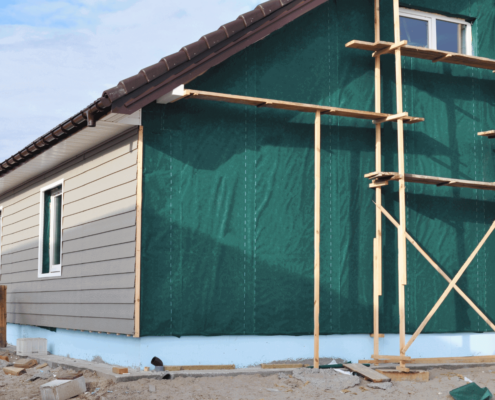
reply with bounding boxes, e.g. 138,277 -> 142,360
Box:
172,0 -> 495,370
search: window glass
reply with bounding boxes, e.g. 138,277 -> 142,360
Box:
437,20 -> 461,53
400,16 -> 428,48
42,185 -> 62,274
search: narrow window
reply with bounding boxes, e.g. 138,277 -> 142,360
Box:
38,181 -> 63,277
400,8 -> 472,55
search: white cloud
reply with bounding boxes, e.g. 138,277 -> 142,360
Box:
0,0 -> 259,161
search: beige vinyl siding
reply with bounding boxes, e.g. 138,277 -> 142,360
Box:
0,128 -> 139,335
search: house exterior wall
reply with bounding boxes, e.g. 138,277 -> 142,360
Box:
0,128 -> 139,335
140,0 -> 495,337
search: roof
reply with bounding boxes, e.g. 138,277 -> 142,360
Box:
0,0 -> 326,181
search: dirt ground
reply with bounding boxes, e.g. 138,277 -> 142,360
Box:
1,364 -> 494,399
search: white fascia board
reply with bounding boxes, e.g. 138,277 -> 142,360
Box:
101,109 -> 142,125
156,85 -> 185,104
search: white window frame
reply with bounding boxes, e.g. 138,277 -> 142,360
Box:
400,8 -> 473,56
38,179 -> 64,278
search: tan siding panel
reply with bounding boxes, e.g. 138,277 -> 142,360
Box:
7,288 -> 134,304
8,303 -> 134,320
5,272 -> 135,293
5,193 -> 39,216
2,226 -> 38,246
64,151 -> 137,194
65,166 -> 136,205
2,215 -> 38,236
1,247 -> 38,264
2,258 -> 37,274
63,242 -> 135,266
63,211 -> 136,241
3,204 -> 38,227
2,237 -> 38,256
7,313 -> 134,334
63,227 -> 135,254
0,130 -> 138,208
63,196 -> 136,229
64,182 -> 136,217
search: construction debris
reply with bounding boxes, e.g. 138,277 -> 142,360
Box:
112,367 -> 129,374
40,376 -> 86,400
36,363 -> 49,369
54,371 -> 83,380
343,363 -> 391,382
3,367 -> 26,376
292,367 -> 360,391
377,368 -> 429,382
450,383 -> 493,400
13,359 -> 37,369
367,381 -> 393,390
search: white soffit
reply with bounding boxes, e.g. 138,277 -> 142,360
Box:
156,85 -> 185,104
0,110 -> 141,196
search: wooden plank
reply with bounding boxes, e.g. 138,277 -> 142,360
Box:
373,0 -> 382,358
134,126 -> 144,338
112,367 -> 129,374
314,111 -> 321,370
375,202 -> 495,333
63,195 -> 136,229
345,40 -> 495,71
63,226 -> 135,254
403,221 -> 495,354
478,130 -> 495,138
0,353 -> 9,361
377,369 -> 429,382
183,89 -> 424,124
261,364 -> 307,369
372,112 -> 408,125
14,359 -> 37,369
3,367 -> 25,376
343,364 -> 390,382
361,356 -> 495,365
372,40 -> 407,58
365,172 -> 495,191
372,355 -> 411,361
0,286 -> 6,348
393,0 -> 407,364
165,365 -> 235,371
370,333 -> 384,338
63,211 -> 136,242
36,363 -> 48,369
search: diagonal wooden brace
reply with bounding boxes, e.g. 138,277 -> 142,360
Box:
372,112 -> 409,125
402,220 -> 495,354
372,40 -> 408,58
374,201 -> 495,334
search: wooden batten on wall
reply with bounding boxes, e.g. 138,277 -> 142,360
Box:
134,126 -> 144,338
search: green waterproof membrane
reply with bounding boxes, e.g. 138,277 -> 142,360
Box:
141,0 -> 495,337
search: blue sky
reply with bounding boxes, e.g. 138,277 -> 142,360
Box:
0,0 -> 258,161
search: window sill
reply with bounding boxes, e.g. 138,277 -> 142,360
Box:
37,271 -> 62,279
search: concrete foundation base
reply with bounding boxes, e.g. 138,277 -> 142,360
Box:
7,323 -> 495,370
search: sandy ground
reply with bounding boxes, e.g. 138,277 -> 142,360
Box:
0,364 -> 494,399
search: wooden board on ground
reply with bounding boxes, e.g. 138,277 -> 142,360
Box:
36,363 -> 48,369
0,353 -> 9,362
360,355 -> 495,365
13,359 -> 37,369
112,367 -> 129,374
3,367 -> 26,376
261,364 -> 309,369
343,363 -> 391,382
377,369 -> 429,382
55,371 -> 83,380
165,365 -> 235,371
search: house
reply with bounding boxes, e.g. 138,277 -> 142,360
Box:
1,0 -> 495,369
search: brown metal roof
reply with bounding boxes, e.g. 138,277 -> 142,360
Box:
0,0 -> 327,178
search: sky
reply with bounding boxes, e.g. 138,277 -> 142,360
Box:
0,0 -> 259,162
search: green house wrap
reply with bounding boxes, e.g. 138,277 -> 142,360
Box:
140,0 -> 495,337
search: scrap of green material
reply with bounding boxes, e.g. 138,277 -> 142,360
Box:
450,383 -> 493,400
140,0 -> 495,337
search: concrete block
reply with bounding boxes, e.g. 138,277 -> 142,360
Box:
40,376 -> 86,400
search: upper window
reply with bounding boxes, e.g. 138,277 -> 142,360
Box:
38,180 -> 63,278
400,8 -> 472,55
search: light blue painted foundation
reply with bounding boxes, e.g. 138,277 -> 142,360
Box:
7,323 -> 495,369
